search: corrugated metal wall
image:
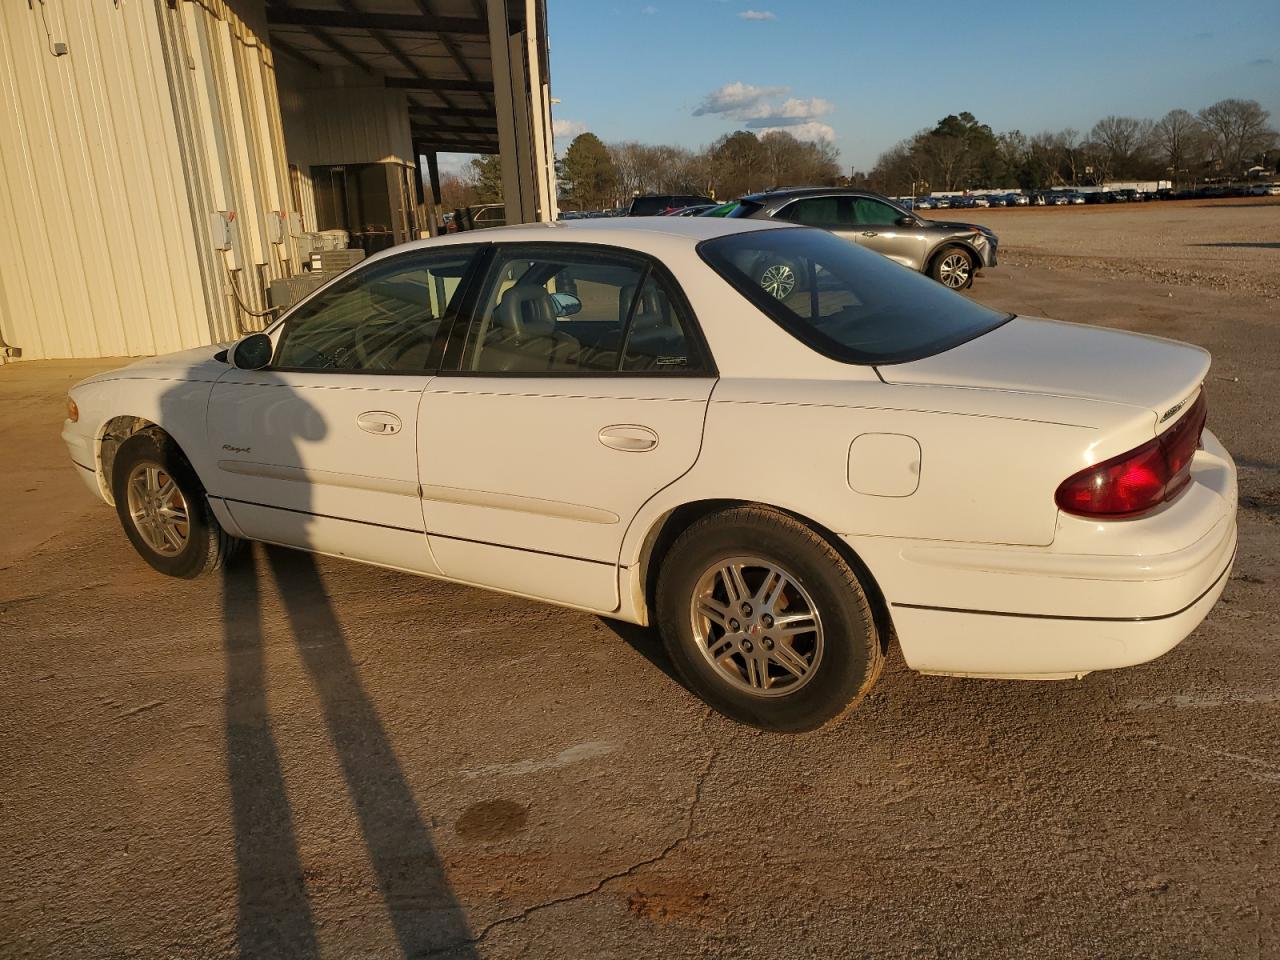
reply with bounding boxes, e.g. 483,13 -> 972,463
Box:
0,0 -> 299,361
277,61 -> 415,233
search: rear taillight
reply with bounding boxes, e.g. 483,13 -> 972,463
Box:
1055,390 -> 1207,518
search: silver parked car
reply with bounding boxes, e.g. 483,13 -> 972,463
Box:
720,188 -> 998,289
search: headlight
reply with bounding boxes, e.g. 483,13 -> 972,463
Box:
66,396 -> 79,422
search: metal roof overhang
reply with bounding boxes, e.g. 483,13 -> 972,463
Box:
265,0 -> 521,155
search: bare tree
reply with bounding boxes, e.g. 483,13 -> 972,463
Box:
607,141 -> 650,202
1152,109 -> 1206,185
1057,128 -> 1083,185
920,133 -> 966,190
760,130 -> 805,188
1197,99 -> 1277,176
1027,131 -> 1063,187
1089,116 -> 1154,179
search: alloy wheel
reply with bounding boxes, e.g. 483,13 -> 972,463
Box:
759,263 -> 797,299
126,461 -> 190,557
938,253 -> 971,288
689,556 -> 824,697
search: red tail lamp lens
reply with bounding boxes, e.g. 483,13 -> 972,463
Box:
1055,391 -> 1207,518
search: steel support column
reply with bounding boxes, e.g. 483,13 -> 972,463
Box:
485,0 -> 555,224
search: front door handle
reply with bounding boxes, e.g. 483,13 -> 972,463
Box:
598,424 -> 659,452
356,411 -> 402,435
861,230 -> 878,237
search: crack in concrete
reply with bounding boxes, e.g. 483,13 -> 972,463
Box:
422,710 -> 720,957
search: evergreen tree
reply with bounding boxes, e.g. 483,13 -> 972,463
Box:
561,132 -> 619,210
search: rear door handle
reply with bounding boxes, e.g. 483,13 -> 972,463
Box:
357,411 -> 402,435
598,424 -> 658,452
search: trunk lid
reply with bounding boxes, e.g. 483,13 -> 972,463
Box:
879,316 -> 1209,424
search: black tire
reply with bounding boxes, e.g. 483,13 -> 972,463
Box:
929,244 -> 975,289
111,429 -> 240,579
656,506 -> 883,732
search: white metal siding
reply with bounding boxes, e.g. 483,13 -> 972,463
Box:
0,0 -> 299,361
0,0 -> 206,359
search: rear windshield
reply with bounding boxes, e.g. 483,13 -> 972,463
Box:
699,227 -> 1011,365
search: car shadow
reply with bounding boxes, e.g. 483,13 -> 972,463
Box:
1192,242 -> 1280,249
1198,201 -> 1280,208
596,616 -> 694,695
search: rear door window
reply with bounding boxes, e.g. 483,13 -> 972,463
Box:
778,196 -> 847,228
456,245 -> 708,374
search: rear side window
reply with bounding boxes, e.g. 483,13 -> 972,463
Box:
699,228 -> 1011,365
460,246 -> 705,374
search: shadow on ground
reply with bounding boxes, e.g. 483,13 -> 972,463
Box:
223,544 -> 478,958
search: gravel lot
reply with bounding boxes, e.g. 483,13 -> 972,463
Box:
977,196 -> 1280,300
2,202 -> 1278,959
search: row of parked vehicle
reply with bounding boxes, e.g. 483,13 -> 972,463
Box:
902,181 -> 1280,210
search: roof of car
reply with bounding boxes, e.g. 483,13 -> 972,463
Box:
742,186 -> 886,202
392,214 -> 791,254
354,216 -> 799,274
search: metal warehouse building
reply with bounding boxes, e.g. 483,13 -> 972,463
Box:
0,0 -> 556,362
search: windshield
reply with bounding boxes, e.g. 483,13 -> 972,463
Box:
699,227 -> 1012,365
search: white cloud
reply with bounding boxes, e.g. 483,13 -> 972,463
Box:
693,83 -> 836,141
640,4 -> 657,13
739,9 -> 776,19
693,81 -> 790,118
552,118 -> 588,140
754,121 -> 836,142
774,97 -> 833,119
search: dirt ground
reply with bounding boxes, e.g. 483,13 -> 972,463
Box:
2,200 -> 1278,959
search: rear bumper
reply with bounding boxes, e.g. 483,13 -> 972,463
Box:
850,429 -> 1237,678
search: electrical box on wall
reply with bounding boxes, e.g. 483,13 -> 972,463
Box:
287,212 -> 305,238
209,211 -> 237,251
266,210 -> 286,245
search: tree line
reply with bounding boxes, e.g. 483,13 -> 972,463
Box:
436,97 -> 1276,211
441,128 -> 842,212
862,99 -> 1277,196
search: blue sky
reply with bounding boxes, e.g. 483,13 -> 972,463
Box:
534,0 -> 1280,173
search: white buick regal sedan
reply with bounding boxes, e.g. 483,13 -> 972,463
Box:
62,218 -> 1237,731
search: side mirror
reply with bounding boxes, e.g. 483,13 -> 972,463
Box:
228,332 -> 273,371
896,215 -> 918,227
549,292 -> 582,317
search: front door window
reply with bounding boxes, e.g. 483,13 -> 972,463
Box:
274,248 -> 478,372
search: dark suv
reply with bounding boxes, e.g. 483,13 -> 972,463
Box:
714,188 -> 998,289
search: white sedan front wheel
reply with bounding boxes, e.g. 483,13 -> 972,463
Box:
111,430 -> 239,579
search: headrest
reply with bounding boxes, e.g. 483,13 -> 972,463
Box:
620,283 -> 669,332
496,286 -> 556,339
